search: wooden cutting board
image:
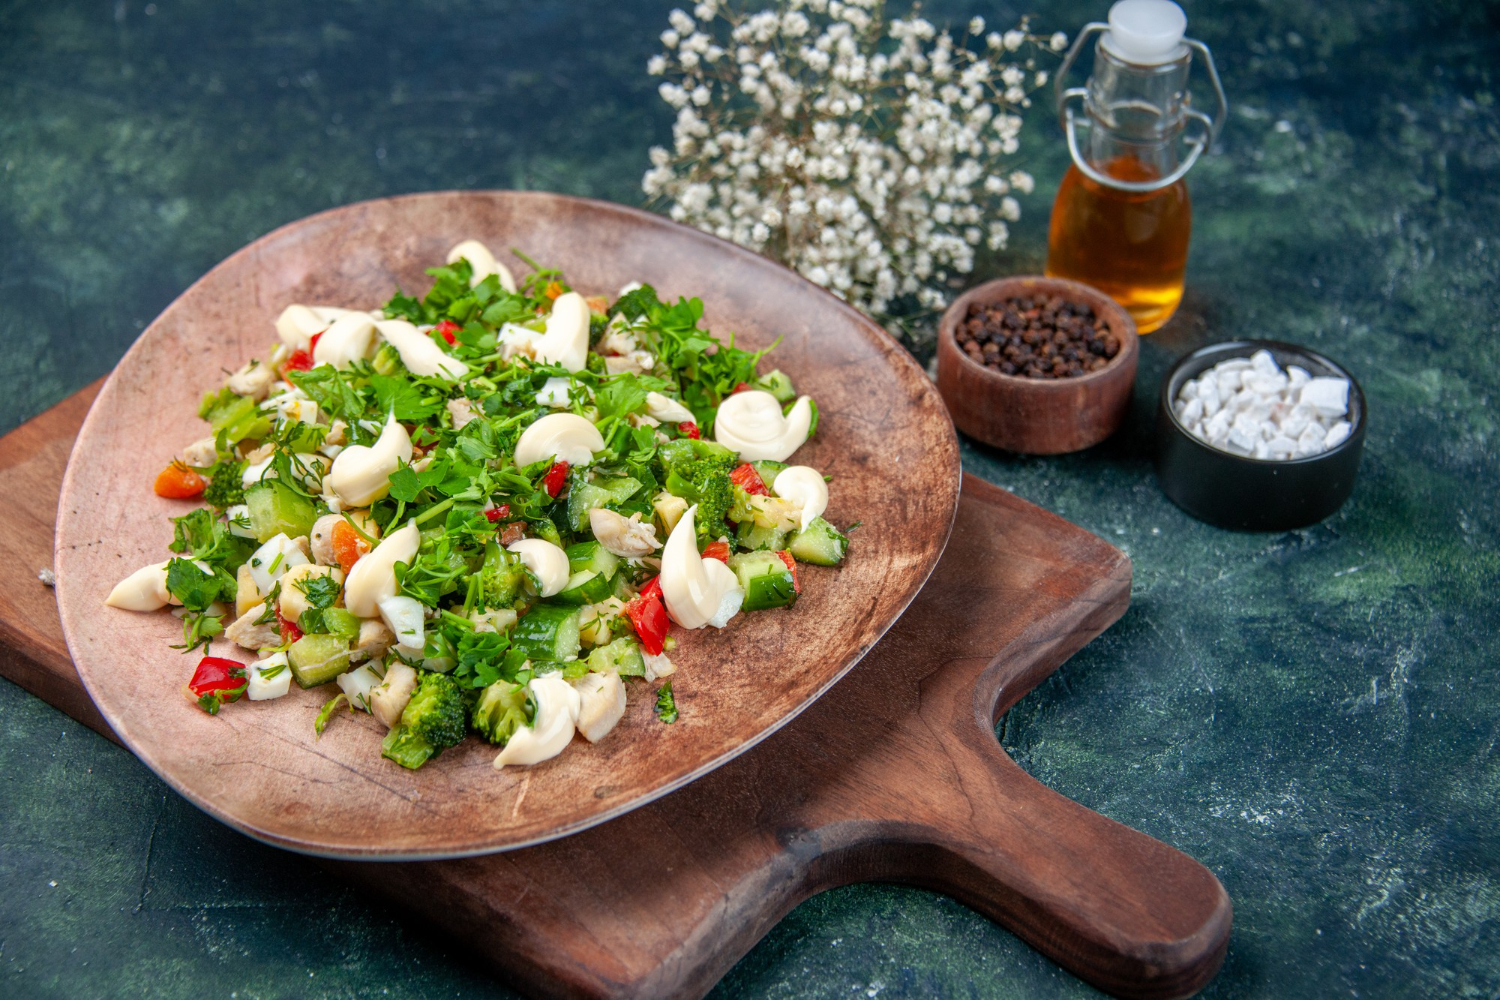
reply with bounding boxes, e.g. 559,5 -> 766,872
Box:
0,384 -> 1232,1000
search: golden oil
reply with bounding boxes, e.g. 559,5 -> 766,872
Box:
1045,156 -> 1191,334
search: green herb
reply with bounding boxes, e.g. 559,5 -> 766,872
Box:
171,611 -> 224,654
164,558 -> 233,613
295,573 -> 340,610
315,693 -> 351,736
654,680 -> 679,724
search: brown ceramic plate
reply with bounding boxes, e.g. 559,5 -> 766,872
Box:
53,191 -> 960,859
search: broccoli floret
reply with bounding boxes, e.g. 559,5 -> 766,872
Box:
372,342 -> 405,376
398,671 -> 468,753
657,437 -> 736,475
381,725 -> 435,770
479,541 -> 527,609
665,460 -> 734,543
201,460 -> 246,510
472,679 -> 532,745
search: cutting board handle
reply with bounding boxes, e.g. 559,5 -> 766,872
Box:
873,713 -> 1232,1000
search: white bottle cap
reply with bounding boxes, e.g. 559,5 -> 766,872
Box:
1101,0 -> 1188,65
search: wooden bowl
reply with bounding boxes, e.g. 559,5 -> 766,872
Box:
53,190 -> 961,859
936,276 -> 1139,454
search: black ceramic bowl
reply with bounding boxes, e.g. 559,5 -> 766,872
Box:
1155,340 -> 1366,531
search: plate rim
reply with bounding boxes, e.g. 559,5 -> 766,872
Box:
54,189 -> 961,859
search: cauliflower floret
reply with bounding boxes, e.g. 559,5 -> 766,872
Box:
447,397 -> 479,430
224,603 -> 280,651
227,359 -> 275,400
604,351 -> 656,376
588,508 -> 661,558
181,436 -> 218,468
350,618 -> 396,663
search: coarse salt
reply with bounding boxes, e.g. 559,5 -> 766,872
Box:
1175,350 -> 1352,459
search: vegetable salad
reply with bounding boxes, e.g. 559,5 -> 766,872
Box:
105,241 -> 851,771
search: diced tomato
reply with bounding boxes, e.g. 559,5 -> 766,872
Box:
308,331 -> 323,353
729,462 -> 769,497
188,657 -> 246,697
186,656 -> 248,715
544,281 -> 565,301
282,348 -> 314,373
624,576 -> 668,656
776,550 -> 801,593
484,504 -> 512,523
542,460 -> 569,498
677,421 -> 701,440
330,520 -> 368,575
732,382 -> 753,394
702,540 -> 731,563
153,461 -> 205,499
276,607 -> 303,644
434,319 -> 461,345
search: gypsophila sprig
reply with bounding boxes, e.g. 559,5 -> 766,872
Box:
643,0 -> 1063,333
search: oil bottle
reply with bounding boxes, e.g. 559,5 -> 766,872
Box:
1044,0 -> 1226,333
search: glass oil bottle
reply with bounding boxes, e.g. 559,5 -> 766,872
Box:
1045,0 -> 1226,333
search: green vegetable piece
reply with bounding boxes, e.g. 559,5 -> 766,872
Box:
471,679 -> 532,745
587,636 -> 646,678
381,725 -> 435,769
664,460 -> 734,543
288,633 -> 351,688
244,480 -> 318,543
529,518 -> 564,548
654,679 -> 679,724
750,460 -> 787,486
300,606 -> 360,640
399,671 -> 468,751
314,693 -> 350,736
566,481 -> 615,532
199,386 -> 272,446
372,342 -> 405,376
755,369 -> 796,403
735,520 -> 789,552
202,460 -> 246,509
658,437 -> 735,473
554,570 -> 616,606
727,551 -> 798,610
479,541 -> 527,609
510,604 -> 582,663
786,516 -> 850,567
565,540 -> 622,580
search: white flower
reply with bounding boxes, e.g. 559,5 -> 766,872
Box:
969,16 -> 984,35
647,55 -> 668,76
1003,29 -> 1024,51
669,9 -> 696,34
1050,31 -> 1069,52
661,29 -> 681,48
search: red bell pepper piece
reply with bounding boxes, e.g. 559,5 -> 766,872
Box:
776,550 -> 801,593
282,348 -> 314,373
702,540 -> 731,563
677,421 -> 701,440
542,461 -> 569,498
729,462 -> 769,497
484,504 -> 512,523
187,656 -> 248,715
732,382 -> 753,394
624,576 -> 669,656
434,319 -> 461,345
276,607 -> 303,644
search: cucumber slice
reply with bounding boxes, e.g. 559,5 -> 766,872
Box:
555,570 -> 615,606
728,551 -> 797,610
529,518 -> 564,548
288,633 -> 351,687
751,460 -> 787,486
566,540 -> 621,580
787,516 -> 849,567
244,480 -> 318,543
735,520 -> 789,552
755,369 -> 796,402
593,475 -> 642,505
511,604 -> 582,663
566,482 -> 613,531
587,636 -> 646,677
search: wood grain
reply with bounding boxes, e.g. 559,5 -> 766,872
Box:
3,390 -> 1231,1000
936,276 -> 1140,454
50,191 -> 961,859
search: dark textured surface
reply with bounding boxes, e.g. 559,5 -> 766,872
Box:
3,0 -> 1498,998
